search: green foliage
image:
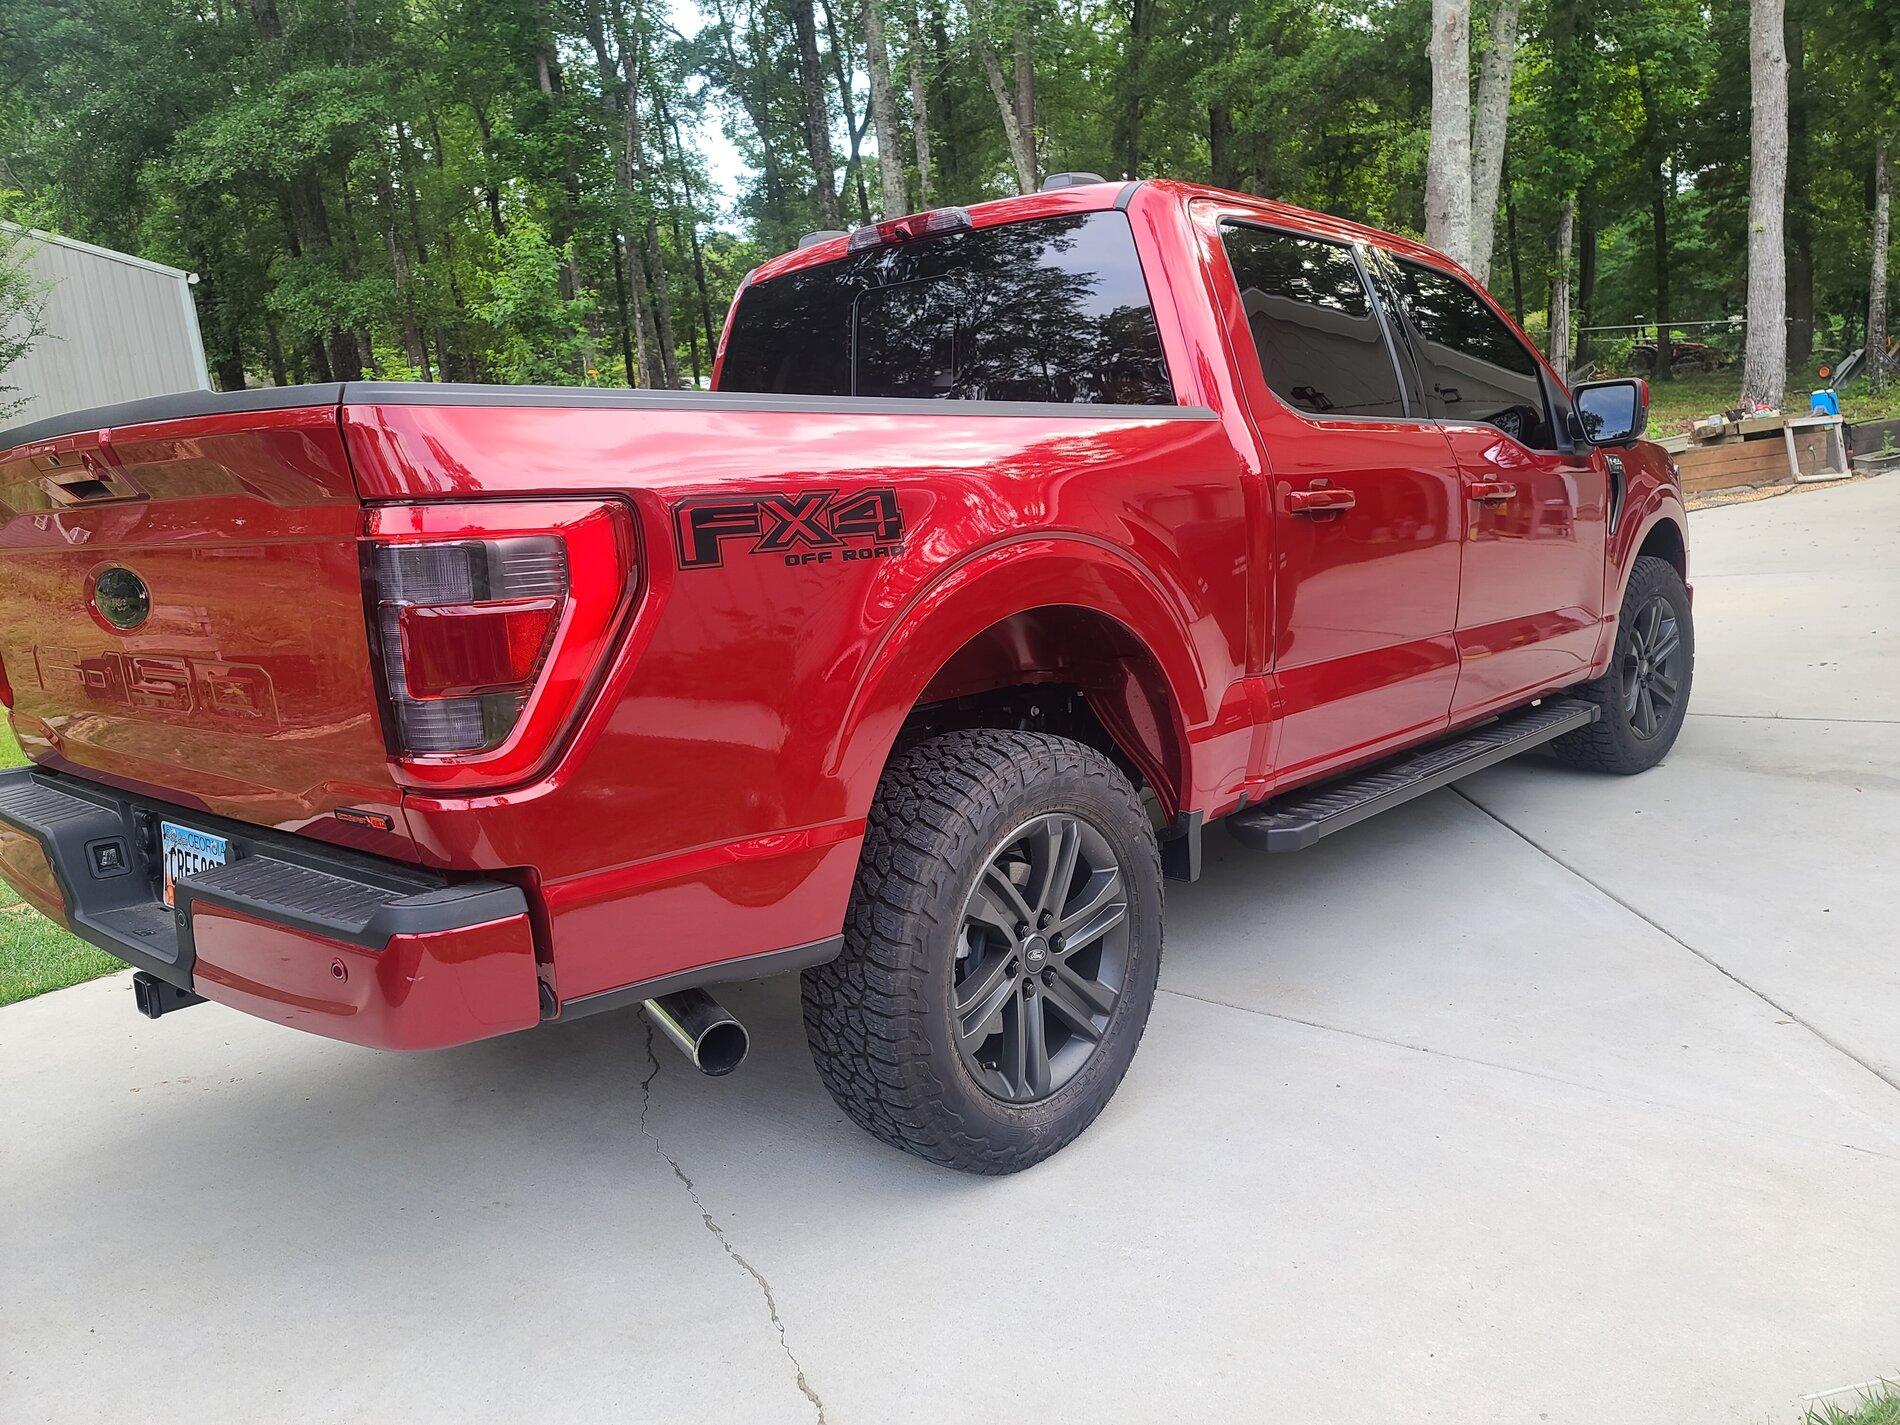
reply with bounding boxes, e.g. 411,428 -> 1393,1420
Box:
0,0 -> 1891,393
0,218 -> 48,419
1806,1386 -> 1900,1425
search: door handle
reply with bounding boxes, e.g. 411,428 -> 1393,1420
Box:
1467,480 -> 1517,503
1286,487 -> 1356,516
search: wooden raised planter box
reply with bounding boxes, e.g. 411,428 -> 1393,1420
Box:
1670,415 -> 1849,496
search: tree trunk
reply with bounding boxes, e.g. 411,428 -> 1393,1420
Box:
969,0 -> 1036,193
609,234 -> 638,385
612,0 -> 679,386
903,1 -> 935,206
530,0 -> 587,306
928,3 -> 961,193
1012,15 -> 1035,166
657,89 -> 721,365
861,0 -> 908,216
791,0 -> 843,226
1120,0 -> 1147,179
1548,195 -> 1574,381
1784,17 -> 1812,371
821,0 -> 876,222
713,0 -> 792,235
583,0 -> 656,385
1740,0 -> 1788,410
1635,64 -> 1673,379
256,0 -> 364,382
1574,191 -> 1596,368
1467,0 -> 1518,285
264,318 -> 289,388
1872,128 -> 1891,394
294,183 -> 365,381
1504,156 -> 1525,324
374,165 -> 431,379
1424,0 -> 1473,264
470,102 -> 508,239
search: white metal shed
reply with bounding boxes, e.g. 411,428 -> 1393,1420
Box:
2,222 -> 211,427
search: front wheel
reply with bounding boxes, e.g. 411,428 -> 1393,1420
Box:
803,729 -> 1163,1174
1549,554 -> 1694,773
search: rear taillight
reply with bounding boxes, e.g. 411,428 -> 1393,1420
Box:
365,500 -> 635,788
373,538 -> 566,753
0,652 -> 12,710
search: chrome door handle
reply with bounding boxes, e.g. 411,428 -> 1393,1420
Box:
1286,487 -> 1357,516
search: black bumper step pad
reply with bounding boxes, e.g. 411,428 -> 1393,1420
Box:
0,766 -> 527,988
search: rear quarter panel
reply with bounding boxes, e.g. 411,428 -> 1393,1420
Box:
345,398 -> 1250,1001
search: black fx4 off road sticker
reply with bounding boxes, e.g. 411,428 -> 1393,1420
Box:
673,488 -> 906,570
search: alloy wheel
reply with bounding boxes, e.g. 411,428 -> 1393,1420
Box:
952,812 -> 1132,1104
1621,593 -> 1685,740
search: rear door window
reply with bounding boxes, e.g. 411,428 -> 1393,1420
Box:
1389,258 -> 1557,450
1217,224 -> 1407,419
719,211 -> 1175,405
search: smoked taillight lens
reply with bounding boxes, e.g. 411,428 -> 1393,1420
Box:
365,501 -> 636,786
372,538 -> 567,753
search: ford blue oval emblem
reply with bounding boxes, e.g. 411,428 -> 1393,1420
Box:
91,566 -> 151,630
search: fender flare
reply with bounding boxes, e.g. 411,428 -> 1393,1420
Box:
1594,493 -> 1688,673
827,533 -> 1219,818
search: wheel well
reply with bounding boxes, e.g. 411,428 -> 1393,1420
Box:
1637,517 -> 1686,579
894,606 -> 1188,820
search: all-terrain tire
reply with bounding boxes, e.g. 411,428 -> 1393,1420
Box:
1549,554 -> 1694,773
802,729 -> 1163,1174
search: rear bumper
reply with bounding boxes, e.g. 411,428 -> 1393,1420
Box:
0,766 -> 541,1050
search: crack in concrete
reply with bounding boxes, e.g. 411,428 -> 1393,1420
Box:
1156,984 -> 1900,1163
1453,785 -> 1900,1100
639,1024 -> 829,1425
1689,711 -> 1900,727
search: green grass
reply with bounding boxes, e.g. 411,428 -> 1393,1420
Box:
0,723 -> 123,1007
1807,1387 -> 1900,1424
1630,370 -> 1900,439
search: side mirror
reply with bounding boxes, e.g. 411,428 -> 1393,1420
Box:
1570,378 -> 1649,446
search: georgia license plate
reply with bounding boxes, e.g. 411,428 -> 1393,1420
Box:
160,823 -> 231,907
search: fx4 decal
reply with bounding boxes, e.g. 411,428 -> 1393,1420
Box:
674,488 -> 906,570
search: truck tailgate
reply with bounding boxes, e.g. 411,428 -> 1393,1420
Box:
0,399 -> 411,854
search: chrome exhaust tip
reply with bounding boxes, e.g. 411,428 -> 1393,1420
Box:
642,989 -> 749,1076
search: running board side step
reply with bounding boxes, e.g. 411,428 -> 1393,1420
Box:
1227,698 -> 1599,852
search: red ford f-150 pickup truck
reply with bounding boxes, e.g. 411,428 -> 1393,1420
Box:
0,178 -> 1691,1172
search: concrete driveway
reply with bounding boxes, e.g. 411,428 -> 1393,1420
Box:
4,478 -> 1897,1425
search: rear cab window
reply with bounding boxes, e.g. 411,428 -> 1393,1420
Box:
718,211 -> 1176,405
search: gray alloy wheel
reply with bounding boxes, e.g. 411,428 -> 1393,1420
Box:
1620,592 -> 1686,740
952,811 -> 1131,1104
801,728 -> 1162,1173
1548,554 -> 1694,774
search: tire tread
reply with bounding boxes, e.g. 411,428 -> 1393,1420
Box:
802,728 -> 1159,1174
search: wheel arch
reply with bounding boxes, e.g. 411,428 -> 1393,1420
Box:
831,539 -> 1214,824
1634,512 -> 1687,581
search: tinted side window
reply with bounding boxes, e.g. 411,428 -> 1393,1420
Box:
1392,259 -> 1556,449
1218,225 -> 1405,419
719,212 -> 1174,405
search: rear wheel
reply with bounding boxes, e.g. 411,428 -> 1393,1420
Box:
1550,554 -> 1694,773
803,729 -> 1162,1174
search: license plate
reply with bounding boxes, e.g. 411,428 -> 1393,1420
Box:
161,823 -> 231,907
